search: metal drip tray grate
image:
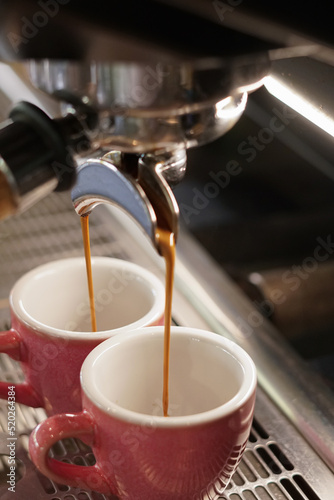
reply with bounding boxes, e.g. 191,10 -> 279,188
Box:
0,192 -> 333,499
221,397 -> 324,500
0,371 -> 327,500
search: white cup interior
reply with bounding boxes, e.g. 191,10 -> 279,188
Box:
12,257 -> 164,335
84,327 -> 256,421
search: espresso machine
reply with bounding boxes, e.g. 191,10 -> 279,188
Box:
1,1 -> 334,498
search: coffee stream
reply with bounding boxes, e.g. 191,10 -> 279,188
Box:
80,215 -> 97,332
80,216 -> 175,417
156,228 -> 176,418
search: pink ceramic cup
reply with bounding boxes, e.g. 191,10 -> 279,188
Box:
29,326 -> 257,500
0,257 -> 164,415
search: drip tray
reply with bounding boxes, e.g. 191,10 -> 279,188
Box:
0,192 -> 333,499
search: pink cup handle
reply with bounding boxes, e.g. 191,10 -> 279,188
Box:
29,411 -> 112,495
0,329 -> 43,407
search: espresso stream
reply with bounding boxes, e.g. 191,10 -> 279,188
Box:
156,227 -> 175,417
80,216 -> 175,417
80,215 -> 97,332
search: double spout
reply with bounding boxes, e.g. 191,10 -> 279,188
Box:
0,100 -> 184,251
71,149 -> 186,252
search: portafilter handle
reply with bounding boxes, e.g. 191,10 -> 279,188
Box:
71,149 -> 185,252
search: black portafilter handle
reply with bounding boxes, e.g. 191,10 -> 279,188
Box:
0,101 -> 88,219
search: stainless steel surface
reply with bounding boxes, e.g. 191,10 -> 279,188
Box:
71,157 -> 157,245
147,1 -> 334,66
0,192 -> 333,498
137,151 -> 180,239
0,58 -> 251,223
27,60 -> 256,115
265,57 -> 334,138
173,229 -> 334,474
27,60 -> 251,152
234,262 -> 334,339
71,150 -> 181,251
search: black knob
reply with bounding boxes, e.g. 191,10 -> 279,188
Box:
0,101 -> 80,218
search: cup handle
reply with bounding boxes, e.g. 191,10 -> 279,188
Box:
0,329 -> 43,407
29,411 -> 112,495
